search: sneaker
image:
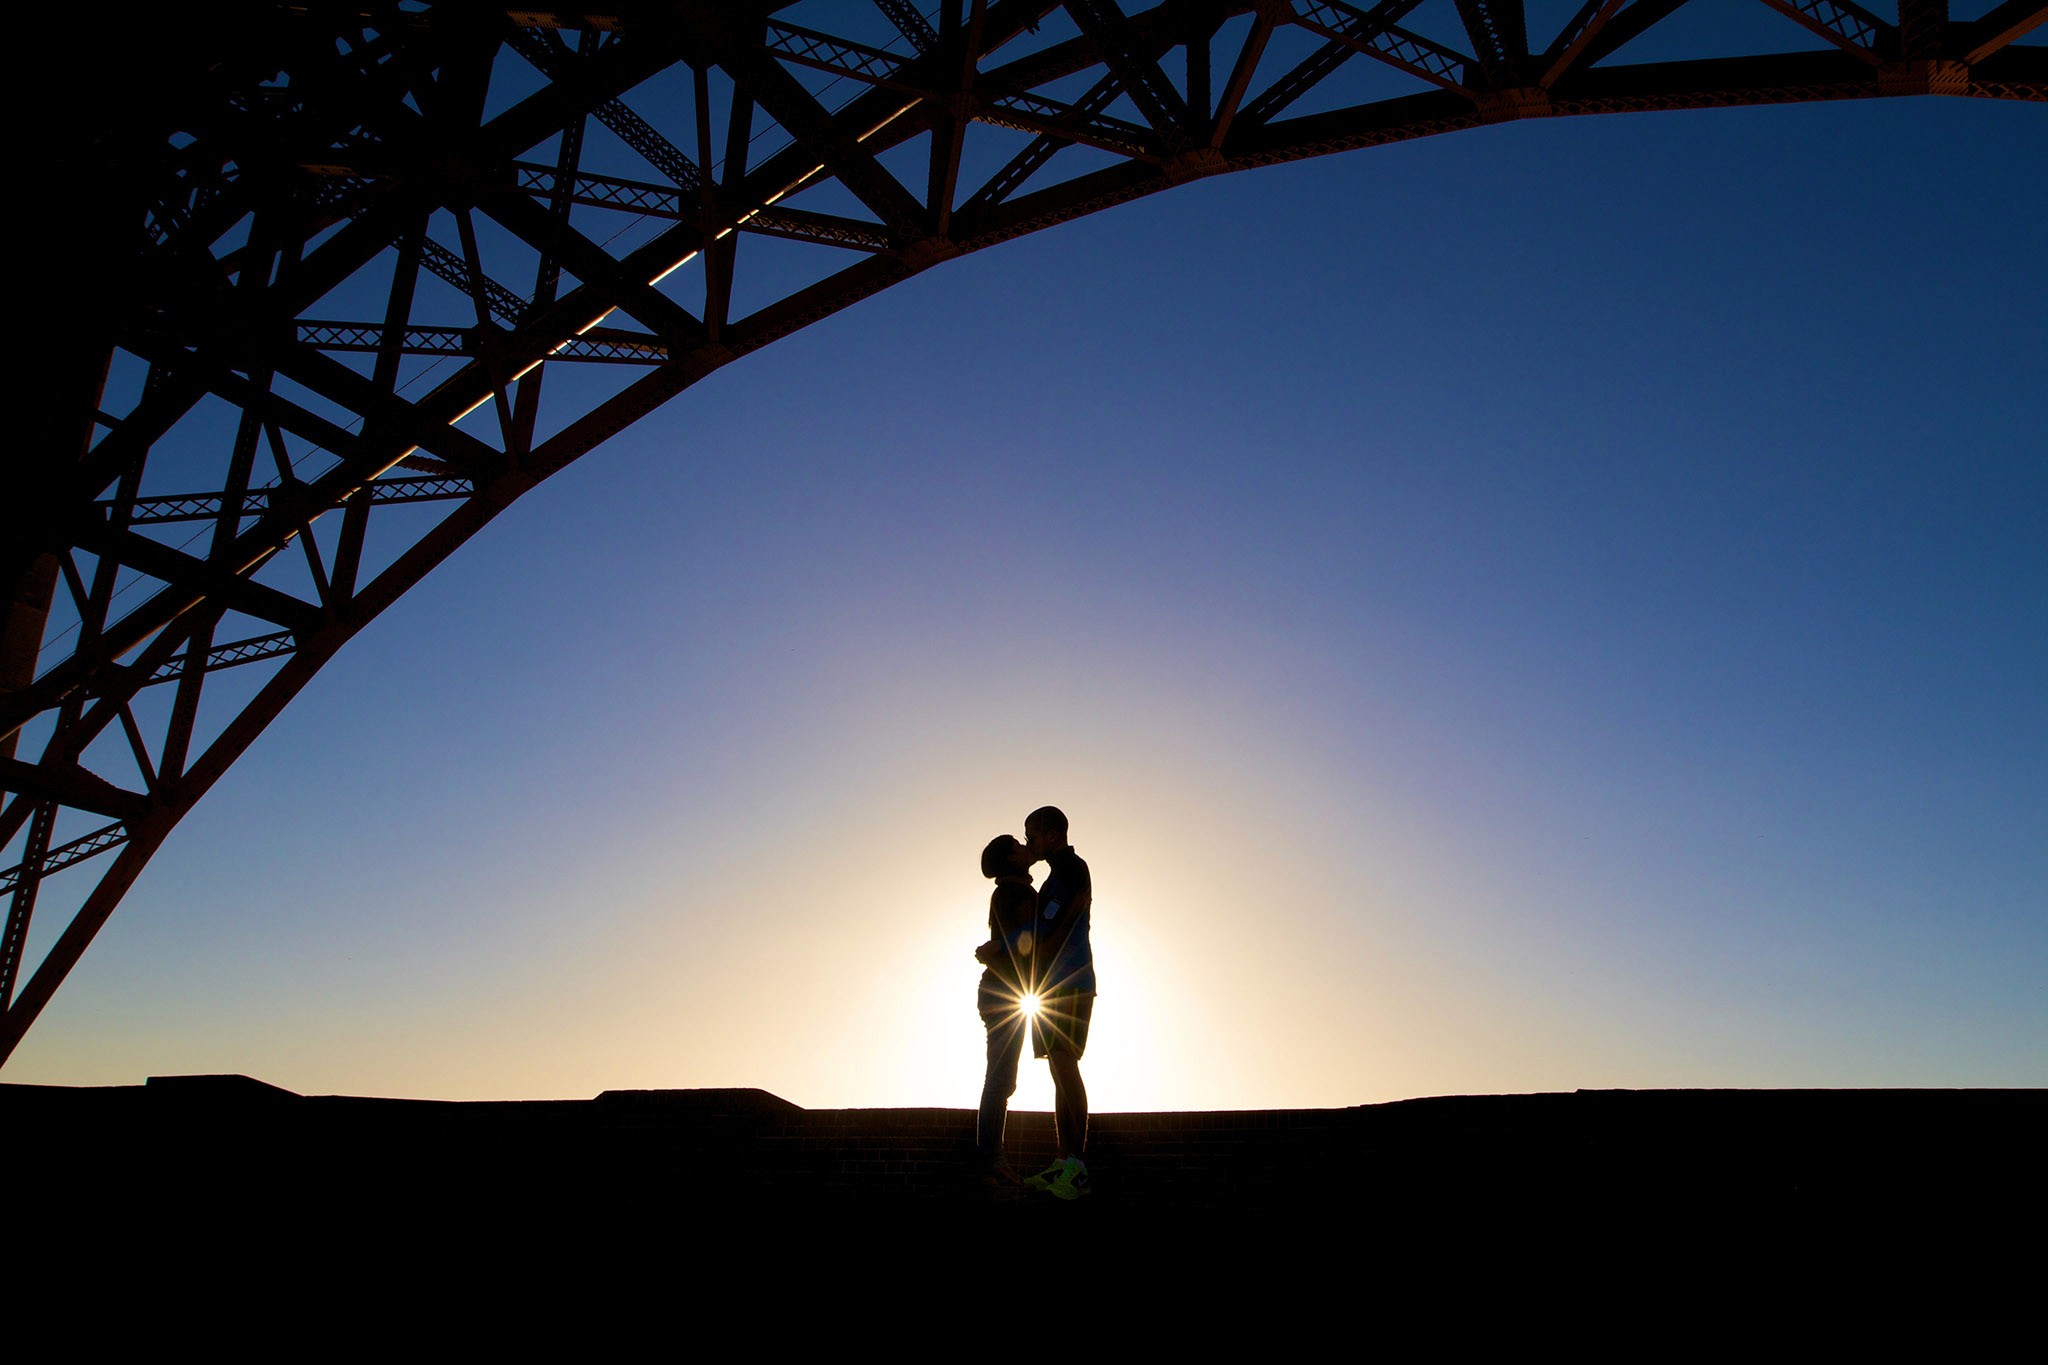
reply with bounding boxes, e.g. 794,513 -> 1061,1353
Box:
979,1158 -> 1024,1189
976,1174 -> 1024,1200
1031,1157 -> 1091,1201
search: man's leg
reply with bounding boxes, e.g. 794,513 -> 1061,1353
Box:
1023,992 -> 1093,1196
1048,1051 -> 1087,1161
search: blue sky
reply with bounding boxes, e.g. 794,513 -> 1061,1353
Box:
14,78 -> 2044,1106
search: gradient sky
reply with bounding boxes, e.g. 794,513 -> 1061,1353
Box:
12,73 -> 2044,1109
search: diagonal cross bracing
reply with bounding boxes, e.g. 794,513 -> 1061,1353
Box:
1754,0 -> 1892,63
0,821 -> 131,898
419,239 -> 530,325
1286,0 -> 1472,94
112,475 -> 477,528
766,22 -> 914,87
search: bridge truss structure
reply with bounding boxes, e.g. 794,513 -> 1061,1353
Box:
4,0 -> 2042,1063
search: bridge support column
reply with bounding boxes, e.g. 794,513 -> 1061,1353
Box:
1878,59 -> 1970,94
1475,87 -> 1554,122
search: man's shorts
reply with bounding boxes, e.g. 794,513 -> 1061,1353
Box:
1031,990 -> 1094,1060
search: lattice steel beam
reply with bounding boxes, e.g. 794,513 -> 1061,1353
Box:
7,0 -> 2039,1068
0,820 -> 131,898
419,238 -> 531,326
981,89 -> 1158,155
515,161 -> 692,219
0,802 -> 56,1009
1453,0 -> 1529,81
1755,0 -> 1891,63
767,21 -> 915,87
112,475 -> 478,528
1288,0 -> 1473,93
878,0 -> 942,53
138,631 -> 300,690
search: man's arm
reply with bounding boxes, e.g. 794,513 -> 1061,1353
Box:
976,923 -> 1036,965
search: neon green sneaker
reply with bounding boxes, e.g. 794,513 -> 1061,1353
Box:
1027,1157 -> 1091,1200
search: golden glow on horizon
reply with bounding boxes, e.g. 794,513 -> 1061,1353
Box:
552,726 -> 1469,1114
15,669 -> 1570,1108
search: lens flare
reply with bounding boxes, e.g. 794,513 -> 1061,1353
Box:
1021,994 -> 1042,1018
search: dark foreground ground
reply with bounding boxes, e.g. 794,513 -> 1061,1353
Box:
11,1077 -> 2039,1228
15,1079 -> 2037,1324
14,1077 -> 2048,1332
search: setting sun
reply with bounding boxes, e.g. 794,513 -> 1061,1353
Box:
1020,995 -> 1043,1019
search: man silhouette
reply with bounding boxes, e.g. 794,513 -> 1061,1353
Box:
1021,804 -> 1093,1200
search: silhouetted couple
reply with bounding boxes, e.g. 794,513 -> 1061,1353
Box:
974,804 -> 1093,1198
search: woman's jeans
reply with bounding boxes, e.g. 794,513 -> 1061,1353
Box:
977,1007 -> 1026,1166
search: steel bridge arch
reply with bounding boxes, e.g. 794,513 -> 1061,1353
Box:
4,0 -> 2043,1063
